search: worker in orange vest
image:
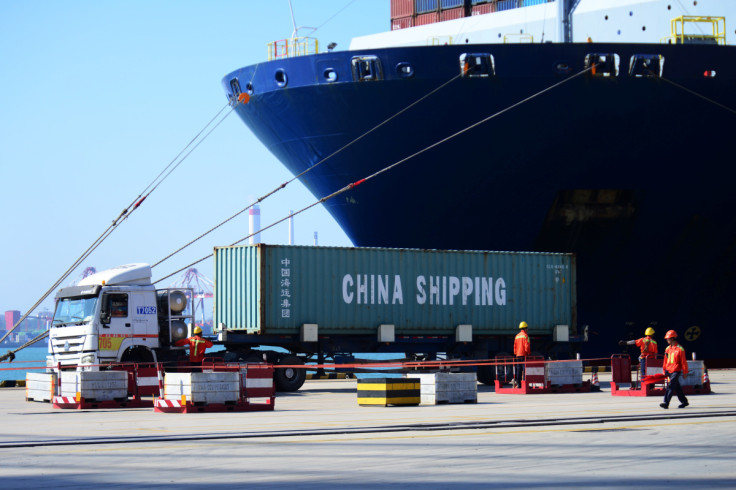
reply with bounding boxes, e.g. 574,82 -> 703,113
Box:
512,321 -> 531,388
175,326 -> 213,368
619,326 -> 658,382
660,330 -> 689,409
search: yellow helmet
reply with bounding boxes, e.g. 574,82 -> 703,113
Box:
193,326 -> 203,335
519,321 -> 528,329
645,327 -> 655,336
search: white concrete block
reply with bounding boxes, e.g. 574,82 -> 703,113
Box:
545,360 -> 583,385
409,372 -> 478,405
60,371 -> 128,401
680,361 -> 705,387
164,372 -> 240,404
25,372 -> 57,402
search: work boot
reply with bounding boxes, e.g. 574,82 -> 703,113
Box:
678,402 -> 689,409
659,403 -> 668,409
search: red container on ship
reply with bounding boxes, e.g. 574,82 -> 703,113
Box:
416,12 -> 440,26
472,3 -> 496,15
391,16 -> 415,30
390,0 -> 414,18
440,7 -> 464,21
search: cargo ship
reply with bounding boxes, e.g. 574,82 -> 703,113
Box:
222,0 -> 736,365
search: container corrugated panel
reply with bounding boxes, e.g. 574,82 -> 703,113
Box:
440,0 -> 464,8
415,12 -> 440,25
497,0 -> 518,11
391,15 -> 415,30
471,0 -> 491,4
440,6 -> 465,21
391,0 -> 414,18
472,3 -> 496,15
415,0 -> 438,14
522,0 -> 548,6
214,245 -> 576,337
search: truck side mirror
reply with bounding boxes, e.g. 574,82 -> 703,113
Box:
100,295 -> 111,326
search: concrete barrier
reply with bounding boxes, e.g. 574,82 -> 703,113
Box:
357,378 -> 420,406
26,372 -> 57,402
546,360 -> 583,386
164,372 -> 240,404
60,371 -> 127,401
410,373 -> 477,405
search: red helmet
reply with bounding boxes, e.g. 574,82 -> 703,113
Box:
664,330 -> 678,339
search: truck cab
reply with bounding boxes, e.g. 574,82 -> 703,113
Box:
47,264 -> 192,370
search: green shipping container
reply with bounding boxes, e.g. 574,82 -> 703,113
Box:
214,244 -> 576,336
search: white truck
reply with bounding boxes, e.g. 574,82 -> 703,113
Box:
48,264 -> 193,370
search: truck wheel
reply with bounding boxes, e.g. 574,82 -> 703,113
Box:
120,346 -> 154,364
274,355 -> 306,392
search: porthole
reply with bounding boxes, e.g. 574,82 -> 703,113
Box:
396,62 -> 414,78
323,68 -> 338,83
275,69 -> 288,88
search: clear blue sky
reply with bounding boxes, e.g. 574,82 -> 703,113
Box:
0,0 -> 388,317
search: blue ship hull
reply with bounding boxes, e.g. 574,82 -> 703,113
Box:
224,43 -> 736,364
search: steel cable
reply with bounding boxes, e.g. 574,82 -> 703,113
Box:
154,65 -> 593,284
151,71 -> 465,269
0,103 -> 236,353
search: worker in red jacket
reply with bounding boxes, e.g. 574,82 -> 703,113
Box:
619,326 -> 658,381
660,330 -> 689,409
512,321 -> 531,388
175,326 -> 213,367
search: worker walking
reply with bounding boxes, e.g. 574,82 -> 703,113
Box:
660,330 -> 689,409
175,326 -> 213,369
619,327 -> 658,383
512,321 -> 531,388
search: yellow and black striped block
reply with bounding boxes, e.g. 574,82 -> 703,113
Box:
357,378 -> 420,406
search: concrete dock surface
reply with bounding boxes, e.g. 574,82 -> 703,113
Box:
1,370 -> 735,489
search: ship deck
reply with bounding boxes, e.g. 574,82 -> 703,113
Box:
1,371 -> 735,488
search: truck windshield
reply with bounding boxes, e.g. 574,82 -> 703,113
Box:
53,296 -> 98,326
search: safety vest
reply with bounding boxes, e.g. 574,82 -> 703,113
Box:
663,343 -> 689,375
636,336 -> 657,358
514,330 -> 531,357
176,335 -> 213,363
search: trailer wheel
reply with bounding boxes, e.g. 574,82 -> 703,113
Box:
274,355 -> 306,392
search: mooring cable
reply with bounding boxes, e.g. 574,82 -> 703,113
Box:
152,71 -> 465,270
154,64 -> 593,284
0,102 -> 238,354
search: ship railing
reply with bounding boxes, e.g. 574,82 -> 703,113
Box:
503,33 -> 534,44
661,16 -> 726,46
267,37 -> 319,61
